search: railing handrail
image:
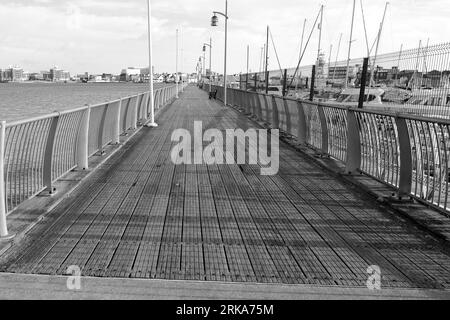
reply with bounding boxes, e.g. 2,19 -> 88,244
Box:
209,84 -> 450,214
2,86 -> 179,127
231,88 -> 450,125
0,83 -> 186,238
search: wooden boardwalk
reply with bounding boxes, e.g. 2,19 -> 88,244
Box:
1,86 -> 449,290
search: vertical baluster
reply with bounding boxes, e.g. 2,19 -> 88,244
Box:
113,99 -> 122,145
317,104 -> 329,155
76,106 -> 90,170
0,120 -> 12,239
296,101 -> 307,145
43,115 -> 60,195
346,109 -> 362,174
395,116 -> 413,198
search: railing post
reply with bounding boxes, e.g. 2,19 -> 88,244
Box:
345,109 -> 362,174
310,65 -> 316,101
112,100 -> 121,145
317,104 -> 329,155
255,92 -> 263,119
43,114 -> 60,195
142,93 -> 149,121
97,104 -> 109,155
358,58 -> 369,109
77,106 -> 91,170
271,95 -> 280,129
245,91 -> 251,115
0,120 -> 12,239
284,98 -> 292,134
296,101 -> 307,144
132,96 -> 138,130
395,116 -> 413,198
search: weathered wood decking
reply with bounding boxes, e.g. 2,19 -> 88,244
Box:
0,86 -> 449,291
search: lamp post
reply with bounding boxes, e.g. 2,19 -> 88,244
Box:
176,28 -> 179,99
203,38 -> 212,93
211,0 -> 229,106
146,0 -> 157,127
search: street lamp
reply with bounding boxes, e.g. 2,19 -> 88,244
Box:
176,28 -> 179,99
211,0 -> 229,106
203,38 -> 212,93
145,0 -> 157,128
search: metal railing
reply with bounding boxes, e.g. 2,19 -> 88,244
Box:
241,42 -> 450,119
0,83 -> 185,237
208,84 -> 450,214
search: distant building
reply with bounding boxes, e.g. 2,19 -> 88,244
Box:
102,73 -> 113,82
41,71 -> 52,81
0,66 -> 24,82
29,73 -> 44,81
49,67 -> 70,82
0,69 -> 8,82
120,67 -> 142,82
327,66 -> 354,83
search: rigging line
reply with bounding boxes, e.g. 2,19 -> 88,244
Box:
288,7 -> 322,89
269,29 -> 284,77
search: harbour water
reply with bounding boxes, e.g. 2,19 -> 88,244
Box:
0,82 -> 168,121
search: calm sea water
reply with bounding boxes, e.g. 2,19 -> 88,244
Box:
0,82 -> 167,121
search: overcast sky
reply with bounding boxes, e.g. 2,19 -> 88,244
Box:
0,0 -> 448,75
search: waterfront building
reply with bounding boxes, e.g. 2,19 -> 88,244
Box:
49,67 -> 70,82
120,67 -> 142,82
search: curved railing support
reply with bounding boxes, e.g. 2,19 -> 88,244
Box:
395,116 -> 413,198
345,109 -> 362,174
296,101 -> 307,145
43,114 -> 60,195
317,105 -> 329,155
0,120 -> 10,238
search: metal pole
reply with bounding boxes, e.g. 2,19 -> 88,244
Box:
395,44 -> 403,82
180,27 -> 184,92
359,58 -> 369,109
209,37 -> 212,93
310,65 -> 316,101
332,33 -> 343,83
265,26 -> 269,94
369,2 -> 389,87
203,48 -> 206,83
317,5 -> 324,63
146,0 -> 157,127
223,0 -> 228,106
345,0 -> 356,89
0,120 -> 11,239
176,28 -> 179,99
282,69 -> 288,97
296,19 -> 307,94
246,45 -> 249,90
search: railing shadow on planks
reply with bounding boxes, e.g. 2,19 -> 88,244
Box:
0,83 -> 187,238
205,85 -> 450,215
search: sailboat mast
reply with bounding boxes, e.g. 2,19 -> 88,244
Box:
317,5 -> 324,63
300,19 -> 307,62
332,33 -> 343,82
369,2 -> 389,87
265,26 -> 269,93
296,19 -> 307,92
345,0 -> 356,89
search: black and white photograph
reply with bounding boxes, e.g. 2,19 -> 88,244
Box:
0,0 -> 449,305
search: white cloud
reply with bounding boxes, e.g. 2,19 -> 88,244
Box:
0,0 -> 448,75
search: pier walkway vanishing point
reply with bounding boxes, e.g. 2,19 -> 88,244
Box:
0,86 -> 450,299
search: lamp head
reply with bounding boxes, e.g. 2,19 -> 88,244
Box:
203,45 -> 206,52
211,15 -> 219,27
